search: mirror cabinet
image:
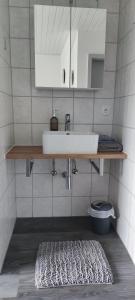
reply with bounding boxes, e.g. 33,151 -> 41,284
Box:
34,5 -> 107,89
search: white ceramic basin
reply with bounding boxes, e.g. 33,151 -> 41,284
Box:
42,131 -> 99,154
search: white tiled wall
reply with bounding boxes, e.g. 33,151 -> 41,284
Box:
109,0 -> 135,264
0,1 -> 16,272
9,0 -> 119,218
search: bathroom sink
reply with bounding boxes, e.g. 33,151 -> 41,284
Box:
42,131 -> 99,154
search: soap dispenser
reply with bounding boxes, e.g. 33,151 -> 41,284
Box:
50,109 -> 58,131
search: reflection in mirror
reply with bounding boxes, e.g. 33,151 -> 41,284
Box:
71,8 -> 107,89
34,5 -> 70,88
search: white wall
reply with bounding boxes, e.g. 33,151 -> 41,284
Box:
0,0 -> 16,272
109,0 -> 135,264
9,0 -> 119,218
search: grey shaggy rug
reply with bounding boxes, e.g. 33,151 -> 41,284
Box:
35,240 -> 113,288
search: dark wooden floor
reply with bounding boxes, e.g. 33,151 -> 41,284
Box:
1,218 -> 135,300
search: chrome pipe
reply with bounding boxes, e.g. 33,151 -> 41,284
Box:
62,159 -> 71,190
72,159 -> 78,175
51,159 -> 57,176
66,158 -> 71,190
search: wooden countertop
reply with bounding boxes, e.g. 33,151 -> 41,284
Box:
6,146 -> 127,160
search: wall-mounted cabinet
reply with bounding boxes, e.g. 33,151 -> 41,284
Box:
34,5 -> 107,89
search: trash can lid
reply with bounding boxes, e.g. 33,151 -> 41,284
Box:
91,201 -> 112,211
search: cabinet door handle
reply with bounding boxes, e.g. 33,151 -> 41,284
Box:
63,69 -> 66,84
72,70 -> 74,86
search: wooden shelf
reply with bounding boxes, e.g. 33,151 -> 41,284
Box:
6,146 -> 127,160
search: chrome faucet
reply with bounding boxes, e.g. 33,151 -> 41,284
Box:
65,114 -> 70,131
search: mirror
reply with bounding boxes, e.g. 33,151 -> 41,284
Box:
34,5 -> 107,89
71,8 -> 106,89
34,5 -> 70,88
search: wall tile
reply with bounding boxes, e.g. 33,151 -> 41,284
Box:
53,175 -> 71,197
91,195 -> 108,203
13,97 -> 31,123
14,124 -> 32,145
0,125 -> 14,161
53,197 -> 71,216
0,39 -> 11,67
106,13 -> 119,43
17,197 -> 32,217
74,159 -> 91,174
117,183 -> 133,222
76,0 -> 97,8
10,7 -> 29,38
127,226 -> 135,264
74,89 -> 94,98
55,159 -> 67,174
53,98 -> 73,123
11,39 -> 30,68
12,68 -> 31,96
32,97 -> 52,123
33,174 -> 52,197
117,216 -> 129,248
122,127 -> 135,163
33,197 -> 52,217
92,173 -> 109,196
73,124 -> 93,132
30,7 -> 34,39
105,43 -> 117,72
119,0 -> 128,10
53,0 -> 75,6
72,173 -> 91,196
0,65 -> 12,95
9,0 -> 30,7
53,89 -> 73,98
16,174 -> 32,197
30,39 -> 34,68
118,159 -> 135,196
91,159 -> 110,174
94,98 -> 114,124
72,197 -> 90,216
30,0 -> 53,6
95,71 -> 115,99
32,124 -> 49,145
0,94 -> 13,127
98,0 -> 119,13
15,160 -> 26,173
74,98 -> 93,124
93,124 -> 112,136
33,159 -> 51,174
129,196 -> 135,231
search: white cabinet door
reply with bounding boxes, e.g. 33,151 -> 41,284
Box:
70,7 -> 106,89
35,5 -> 70,88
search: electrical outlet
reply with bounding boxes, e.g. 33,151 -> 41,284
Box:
102,106 -> 110,116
